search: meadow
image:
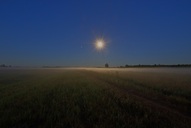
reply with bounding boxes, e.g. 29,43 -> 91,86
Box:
0,68 -> 191,128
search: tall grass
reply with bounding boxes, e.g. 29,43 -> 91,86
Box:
0,69 -> 191,128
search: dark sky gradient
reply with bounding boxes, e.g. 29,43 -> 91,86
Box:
1,0 -> 191,66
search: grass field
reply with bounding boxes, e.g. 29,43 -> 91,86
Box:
0,68 -> 191,128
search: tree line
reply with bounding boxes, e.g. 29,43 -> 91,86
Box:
119,64 -> 191,68
0,64 -> 12,67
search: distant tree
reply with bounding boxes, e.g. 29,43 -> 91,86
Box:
125,65 -> 129,68
0,64 -> 6,67
105,63 -> 109,68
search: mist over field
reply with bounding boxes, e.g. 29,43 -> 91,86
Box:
0,68 -> 191,127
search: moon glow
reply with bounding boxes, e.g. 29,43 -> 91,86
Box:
95,39 -> 105,50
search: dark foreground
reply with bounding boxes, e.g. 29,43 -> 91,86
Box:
0,68 -> 191,128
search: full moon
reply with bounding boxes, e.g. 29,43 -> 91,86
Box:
95,39 -> 105,50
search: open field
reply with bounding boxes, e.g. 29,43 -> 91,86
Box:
0,68 -> 191,128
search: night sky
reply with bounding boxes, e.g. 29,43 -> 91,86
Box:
1,0 -> 191,67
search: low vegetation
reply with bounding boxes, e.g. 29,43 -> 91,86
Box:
0,68 -> 191,128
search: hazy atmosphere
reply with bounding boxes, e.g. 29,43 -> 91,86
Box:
1,0 -> 191,66
1,1 -> 191,127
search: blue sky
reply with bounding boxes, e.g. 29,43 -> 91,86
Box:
0,0 -> 191,66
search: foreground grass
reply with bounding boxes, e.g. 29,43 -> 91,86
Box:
0,68 -> 191,128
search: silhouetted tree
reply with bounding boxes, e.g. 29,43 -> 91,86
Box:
125,65 -> 129,68
105,63 -> 109,68
0,64 -> 6,67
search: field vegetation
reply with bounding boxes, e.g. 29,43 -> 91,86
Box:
0,68 -> 191,128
